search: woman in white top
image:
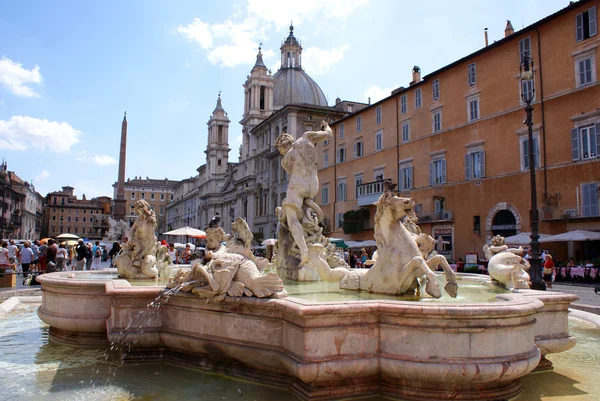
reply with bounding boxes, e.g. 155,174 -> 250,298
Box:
167,243 -> 178,264
0,241 -> 12,271
56,244 -> 69,271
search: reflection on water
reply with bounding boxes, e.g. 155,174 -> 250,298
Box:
2,305 -> 599,400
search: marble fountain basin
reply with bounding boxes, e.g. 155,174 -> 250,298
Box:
37,270 -> 578,401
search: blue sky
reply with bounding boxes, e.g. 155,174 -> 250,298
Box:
0,0 -> 571,199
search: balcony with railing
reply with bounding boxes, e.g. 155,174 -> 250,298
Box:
415,209 -> 454,223
541,204 -> 600,220
356,180 -> 387,206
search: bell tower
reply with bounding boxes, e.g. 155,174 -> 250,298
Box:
240,46 -> 274,161
205,93 -> 230,178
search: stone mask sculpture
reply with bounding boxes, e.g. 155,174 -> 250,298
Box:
484,235 -> 531,290
115,200 -> 159,279
309,189 -> 458,298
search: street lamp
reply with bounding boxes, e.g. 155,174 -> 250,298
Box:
520,55 -> 546,291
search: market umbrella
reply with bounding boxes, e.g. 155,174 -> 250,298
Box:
328,238 -> 348,248
39,238 -> 52,245
59,239 -> 79,246
262,238 -> 277,246
163,226 -> 206,238
57,233 -> 80,240
539,230 -> 600,243
504,232 -> 552,245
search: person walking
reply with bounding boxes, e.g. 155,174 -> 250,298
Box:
0,241 -> 10,273
75,239 -> 87,271
31,240 -> 40,271
108,242 -> 121,267
19,242 -> 34,278
45,239 -> 59,273
543,254 -> 556,289
361,248 -> 368,265
7,240 -> 18,271
56,243 -> 68,271
85,242 -> 93,271
92,243 -> 102,270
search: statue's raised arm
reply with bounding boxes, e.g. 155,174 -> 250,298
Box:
303,121 -> 332,144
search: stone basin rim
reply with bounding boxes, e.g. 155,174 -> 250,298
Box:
33,271 -> 569,318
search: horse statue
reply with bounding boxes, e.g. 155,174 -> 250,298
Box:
309,190 -> 458,298
115,200 -> 159,279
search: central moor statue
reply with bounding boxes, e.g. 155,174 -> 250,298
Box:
274,121 -> 332,281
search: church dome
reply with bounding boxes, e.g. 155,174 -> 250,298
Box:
272,25 -> 328,109
272,68 -> 328,108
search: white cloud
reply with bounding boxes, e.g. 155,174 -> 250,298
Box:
0,56 -> 42,97
302,45 -> 350,75
246,0 -> 369,30
363,84 -> 398,103
0,116 -> 81,152
34,170 -> 50,184
176,0 -> 367,68
75,151 -> 117,166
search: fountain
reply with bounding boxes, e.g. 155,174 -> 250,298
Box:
35,121 -> 581,400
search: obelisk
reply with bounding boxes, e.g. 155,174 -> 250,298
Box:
113,112 -> 127,221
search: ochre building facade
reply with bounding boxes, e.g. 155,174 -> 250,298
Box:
318,0 -> 600,261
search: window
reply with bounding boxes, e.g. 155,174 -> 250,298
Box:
75,217 -> 78,222
354,141 -> 363,158
429,158 -> 447,185
400,94 -> 407,114
520,134 -> 541,170
415,88 -> 422,108
356,116 -> 362,132
432,79 -> 440,101
170,194 -> 173,200
323,139 -> 329,145
337,147 -> 346,163
337,180 -> 347,201
376,106 -> 382,124
160,206 -> 164,215
151,193 -> 155,200
576,56 -> 595,87
83,217 -> 86,222
83,209 -> 86,214
402,121 -> 410,143
324,151 -> 329,167
399,164 -> 413,190
468,96 -> 480,121
131,193 -> 135,200
355,175 -> 363,198
519,37 -> 530,63
161,193 -> 165,200
141,193 -> 145,199
375,172 -> 384,181
322,186 -> 329,204
571,124 -> 599,160
581,182 -> 599,216
376,130 -> 383,151
465,150 -> 485,180
432,110 -> 442,133
74,227 -> 78,234
67,216 -> 71,222
520,79 -> 534,103
337,213 -> 344,229
339,123 -> 345,139
576,6 -> 597,42
52,215 -> 56,221
468,63 -> 476,86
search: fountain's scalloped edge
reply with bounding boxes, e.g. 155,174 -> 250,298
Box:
36,271 -> 579,401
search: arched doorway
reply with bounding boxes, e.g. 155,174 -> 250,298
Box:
491,210 -> 518,238
486,202 -> 521,242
